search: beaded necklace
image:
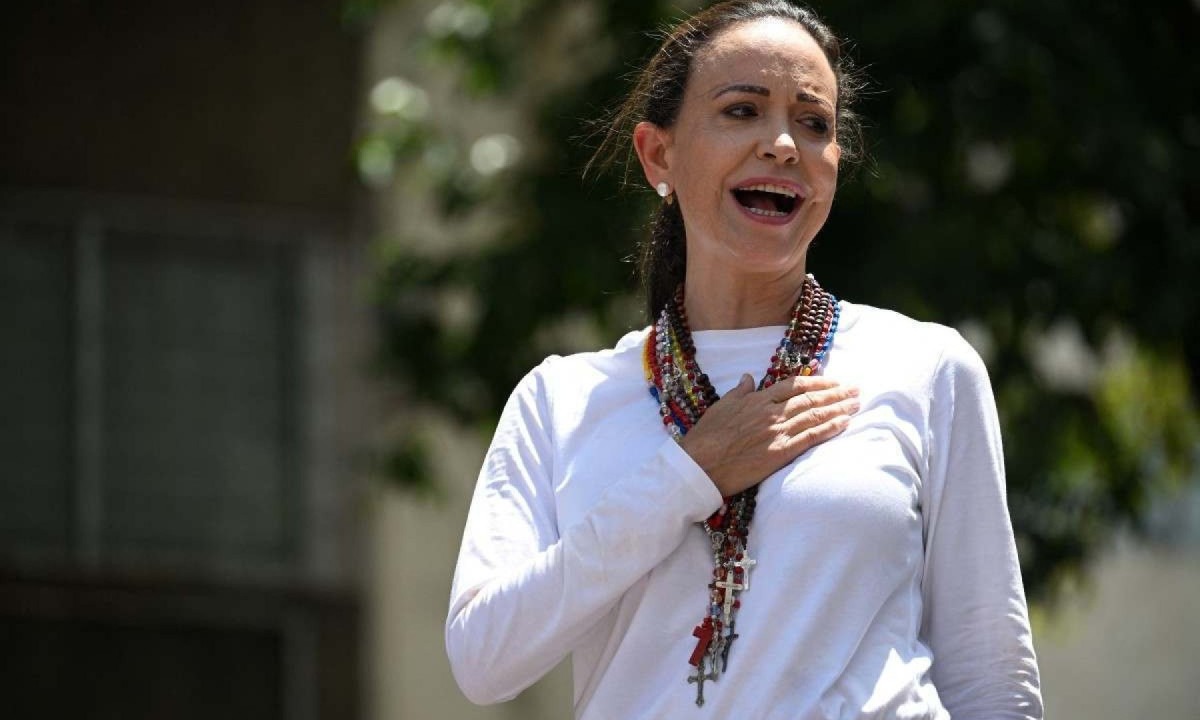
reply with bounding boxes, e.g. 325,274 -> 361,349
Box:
641,273 -> 840,707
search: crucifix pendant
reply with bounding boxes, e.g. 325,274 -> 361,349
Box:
689,620 -> 715,666
687,656 -> 719,707
732,552 -> 757,590
720,621 -> 739,672
713,572 -> 745,625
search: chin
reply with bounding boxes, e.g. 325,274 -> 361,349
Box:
722,247 -> 811,279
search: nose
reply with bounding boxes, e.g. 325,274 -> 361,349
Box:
758,130 -> 799,165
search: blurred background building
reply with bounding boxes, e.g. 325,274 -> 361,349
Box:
2,1 -> 1198,719
1,2 -> 370,717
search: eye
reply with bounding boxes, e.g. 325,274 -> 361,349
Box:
799,115 -> 832,136
723,103 -> 758,118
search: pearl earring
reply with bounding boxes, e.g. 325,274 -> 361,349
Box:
657,182 -> 676,205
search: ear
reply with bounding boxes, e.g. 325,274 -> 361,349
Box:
632,121 -> 673,188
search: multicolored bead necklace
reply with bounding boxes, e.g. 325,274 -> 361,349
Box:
641,273 -> 840,707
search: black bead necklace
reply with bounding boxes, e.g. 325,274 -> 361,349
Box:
641,274 -> 840,707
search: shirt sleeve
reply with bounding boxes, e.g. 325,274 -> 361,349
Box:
920,330 -> 1044,719
445,358 -> 723,705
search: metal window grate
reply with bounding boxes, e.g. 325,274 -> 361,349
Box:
0,200 -> 303,574
0,223 -> 74,551
101,231 -> 298,562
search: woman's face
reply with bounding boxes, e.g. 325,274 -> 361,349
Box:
649,18 -> 841,282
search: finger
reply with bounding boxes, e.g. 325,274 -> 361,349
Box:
781,396 -> 860,434
765,374 -> 841,401
724,373 -> 756,398
783,413 -> 852,452
779,386 -> 859,415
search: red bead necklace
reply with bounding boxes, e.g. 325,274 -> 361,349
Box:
642,274 -> 840,707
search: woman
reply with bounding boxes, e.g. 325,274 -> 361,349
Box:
446,1 -> 1043,717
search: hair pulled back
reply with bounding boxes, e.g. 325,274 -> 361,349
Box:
588,0 -> 865,319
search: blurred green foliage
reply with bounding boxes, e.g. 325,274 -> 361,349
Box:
360,0 -> 1200,603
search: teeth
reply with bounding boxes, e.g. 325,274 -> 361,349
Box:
739,183 -> 797,198
745,206 -> 788,217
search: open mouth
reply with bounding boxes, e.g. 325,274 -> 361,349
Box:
731,183 -> 799,218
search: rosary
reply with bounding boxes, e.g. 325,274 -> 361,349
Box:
642,274 -> 839,707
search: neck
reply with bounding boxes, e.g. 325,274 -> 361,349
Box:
682,263 -> 810,331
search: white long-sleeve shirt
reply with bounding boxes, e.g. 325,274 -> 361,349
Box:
446,301 -> 1043,719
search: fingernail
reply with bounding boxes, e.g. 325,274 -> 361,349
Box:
848,387 -> 860,397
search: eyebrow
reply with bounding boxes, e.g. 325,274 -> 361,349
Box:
711,83 -> 833,110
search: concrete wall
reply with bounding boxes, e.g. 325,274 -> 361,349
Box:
1036,540 -> 1200,719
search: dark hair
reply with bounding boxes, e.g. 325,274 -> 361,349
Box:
588,0 -> 865,319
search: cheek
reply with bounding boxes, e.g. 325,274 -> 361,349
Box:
673,154 -> 732,205
824,144 -> 841,169
809,146 -> 840,196
672,121 -> 744,175
826,155 -> 840,189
